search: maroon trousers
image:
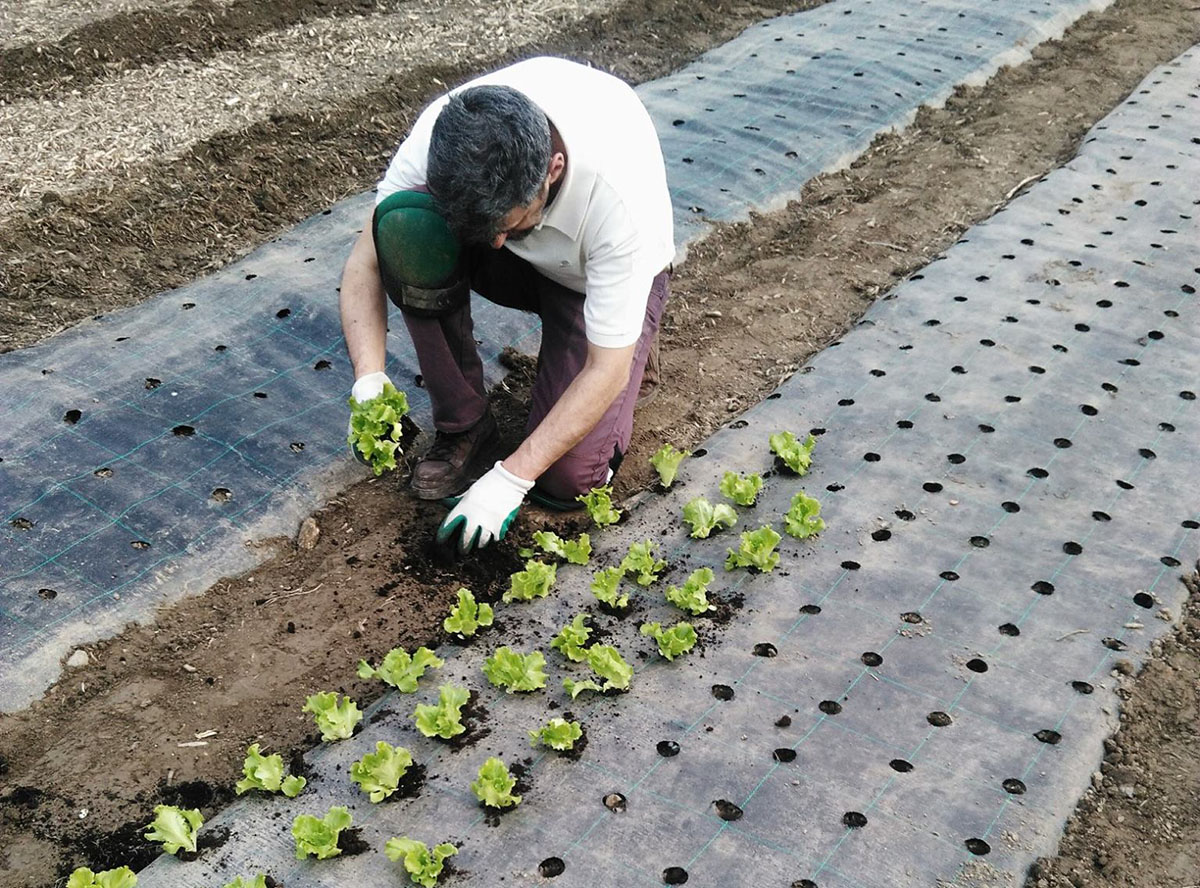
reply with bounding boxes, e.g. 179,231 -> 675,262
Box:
401,246 -> 669,500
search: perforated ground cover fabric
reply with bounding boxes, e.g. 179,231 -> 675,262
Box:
0,0 -> 1119,712
135,48 -> 1199,888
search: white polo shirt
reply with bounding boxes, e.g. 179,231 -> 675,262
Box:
376,57 -> 675,349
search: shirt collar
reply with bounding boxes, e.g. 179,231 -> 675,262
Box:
537,119 -> 593,242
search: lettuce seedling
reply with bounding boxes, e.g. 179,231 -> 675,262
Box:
503,559 -> 557,602
471,757 -> 522,809
550,613 -> 592,662
650,443 -> 691,488
769,431 -> 817,475
665,567 -> 716,616
347,383 -> 410,476
385,837 -> 458,888
640,621 -> 698,661
235,743 -> 306,798
67,867 -> 137,888
357,646 -> 444,692
533,530 -> 592,565
302,691 -> 362,741
784,491 -> 826,539
563,643 -> 634,698
443,587 -> 493,637
413,684 -> 470,739
222,876 -> 269,888
529,717 -> 583,751
292,806 -> 352,860
482,647 -> 547,693
726,525 -> 782,572
590,566 -> 630,610
144,804 -> 202,855
576,485 -> 622,527
682,496 -> 738,539
719,471 -> 764,506
620,539 -> 667,586
351,741 -> 414,802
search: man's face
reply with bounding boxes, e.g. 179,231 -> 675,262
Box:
491,177 -> 550,248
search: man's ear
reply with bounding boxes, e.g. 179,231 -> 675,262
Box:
548,152 -> 566,185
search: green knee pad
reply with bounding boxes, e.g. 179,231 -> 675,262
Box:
372,190 -> 469,317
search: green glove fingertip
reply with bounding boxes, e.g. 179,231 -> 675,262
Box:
436,514 -> 465,545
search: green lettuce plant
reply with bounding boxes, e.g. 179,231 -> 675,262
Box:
550,613 -> 592,662
769,431 -> 817,475
665,567 -> 716,616
682,496 -> 738,538
482,647 -> 547,693
726,525 -> 782,572
503,559 -> 557,602
590,566 -> 630,610
302,691 -> 362,741
719,471 -> 764,506
350,741 -> 414,802
292,806 -> 352,860
144,804 -> 201,855
533,530 -> 592,565
529,718 -> 583,751
223,877 -> 269,888
620,539 -> 667,586
347,383 -> 410,475
640,621 -> 698,660
386,837 -> 458,888
357,647 -> 444,692
471,757 -> 521,809
413,684 -> 470,739
784,491 -> 825,539
562,644 -> 633,698
443,587 -> 493,637
576,485 -> 622,527
235,743 -> 306,797
67,868 -> 137,888
650,443 -> 691,488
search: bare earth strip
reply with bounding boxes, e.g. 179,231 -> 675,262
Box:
0,1 -> 1196,886
0,0 -> 419,102
0,0 -> 612,216
0,0 -> 208,48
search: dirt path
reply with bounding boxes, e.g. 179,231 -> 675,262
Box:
1,0 -> 1199,885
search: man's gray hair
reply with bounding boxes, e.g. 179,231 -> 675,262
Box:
427,85 -> 552,244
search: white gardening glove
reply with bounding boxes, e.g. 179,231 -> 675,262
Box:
436,461 -> 534,555
348,371 -> 394,465
351,370 -> 392,405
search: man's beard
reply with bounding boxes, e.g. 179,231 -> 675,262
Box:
504,226 -> 536,242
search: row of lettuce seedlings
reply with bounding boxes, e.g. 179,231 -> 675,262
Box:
72,390 -> 824,888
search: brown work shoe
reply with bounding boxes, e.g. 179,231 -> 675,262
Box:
410,411 -> 500,500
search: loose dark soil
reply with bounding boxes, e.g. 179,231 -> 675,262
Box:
1,0 -> 1198,886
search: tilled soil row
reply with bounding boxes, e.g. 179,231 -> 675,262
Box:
0,0 -> 1198,885
0,0 -> 815,352
0,0 -> 404,103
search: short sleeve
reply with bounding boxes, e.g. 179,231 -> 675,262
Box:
375,98 -> 447,204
